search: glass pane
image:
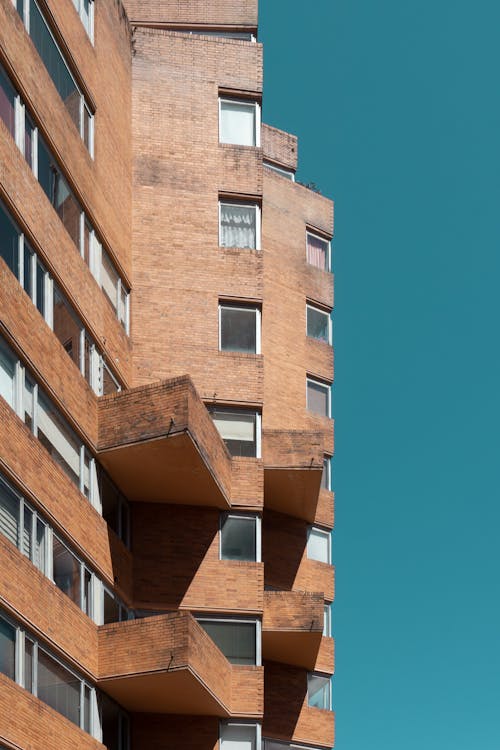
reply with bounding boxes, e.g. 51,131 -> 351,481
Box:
36,259 -> 46,316
53,172 -> 80,248
0,201 -> 19,277
100,470 -> 120,534
37,648 -> 81,726
307,528 -> 330,564
0,66 -> 16,138
83,568 -> 92,617
53,535 -> 81,607
323,603 -> 331,637
220,100 -> 256,146
119,285 -> 128,330
53,286 -> 81,369
220,307 -> 257,353
37,134 -> 56,203
0,339 -> 16,408
29,0 -> 81,133
220,724 -> 257,750
82,450 -> 91,499
16,0 -> 24,20
308,673 -> 331,709
101,250 -> 119,311
83,220 -> 91,265
210,409 -> 256,457
104,589 -> 121,624
23,244 -> 33,298
0,475 -> 20,548
100,692 -> 121,750
199,620 -> 256,665
35,517 -> 46,572
83,103 -> 92,151
0,616 -> 16,679
24,637 -> 34,692
220,203 -> 256,249
22,505 -> 33,560
23,374 -> 34,430
25,113 -> 35,169
306,233 -> 329,270
102,362 -> 120,395
320,456 -> 331,491
307,379 -> 329,417
221,516 -> 256,561
37,391 -> 81,485
83,684 -> 91,733
307,306 -> 330,342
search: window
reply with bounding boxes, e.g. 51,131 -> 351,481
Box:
320,455 -> 331,491
220,513 -> 260,562
307,672 -> 332,710
53,535 -> 81,607
72,0 -> 94,40
307,526 -> 331,564
0,338 -> 16,409
220,722 -> 261,750
99,692 -> 130,750
219,201 -> 260,250
16,0 -> 94,152
219,99 -> 260,146
306,304 -> 332,344
0,609 -> 105,735
103,587 -> 129,625
0,64 -> 16,139
219,303 -> 260,354
189,30 -> 256,41
97,467 -> 130,547
306,377 -> 331,418
209,407 -> 261,458
306,231 -> 330,271
263,161 -> 295,181
198,619 -> 260,665
323,602 -> 332,638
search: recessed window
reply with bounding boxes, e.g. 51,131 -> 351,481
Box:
219,303 -> 261,354
263,160 -> 295,181
306,304 -> 332,344
307,526 -> 331,564
198,619 -> 260,665
306,231 -> 330,271
220,722 -> 260,750
220,513 -> 260,561
219,98 -> 260,146
307,672 -> 332,710
306,377 -> 331,418
323,603 -> 332,637
71,0 -> 94,40
209,407 -> 261,458
320,455 -> 331,491
219,201 -> 260,250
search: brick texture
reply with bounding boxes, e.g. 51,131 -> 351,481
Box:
262,124 -> 298,171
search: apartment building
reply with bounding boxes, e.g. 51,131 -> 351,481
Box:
0,0 -> 334,748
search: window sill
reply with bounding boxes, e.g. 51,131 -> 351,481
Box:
218,350 -> 263,360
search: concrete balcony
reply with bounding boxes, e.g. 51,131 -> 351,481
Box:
98,612 -> 263,717
262,430 -> 323,522
97,377 -> 232,508
263,591 -> 323,670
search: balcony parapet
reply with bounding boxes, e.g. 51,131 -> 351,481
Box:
262,124 -> 298,171
97,377 -> 232,508
262,430 -> 323,521
98,612 -> 263,717
263,591 -> 323,670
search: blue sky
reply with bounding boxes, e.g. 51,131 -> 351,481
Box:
260,1 -> 500,748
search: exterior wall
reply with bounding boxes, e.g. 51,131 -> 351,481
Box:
262,124 -> 298,171
123,0 -> 258,26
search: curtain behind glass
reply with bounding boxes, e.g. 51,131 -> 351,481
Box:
220,101 -> 256,146
220,204 -> 256,249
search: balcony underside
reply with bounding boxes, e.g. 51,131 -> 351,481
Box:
264,467 -> 322,522
99,432 -> 230,507
262,630 -> 323,671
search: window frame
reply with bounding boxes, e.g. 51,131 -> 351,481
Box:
306,302 -> 332,345
323,602 -> 332,638
307,671 -> 332,711
321,454 -> 332,492
219,200 -> 261,251
209,406 -> 262,458
197,617 -> 262,666
306,376 -> 331,418
306,525 -> 331,565
218,302 -> 261,355
263,160 -> 295,181
219,512 -> 261,563
219,97 -> 261,147
306,230 -> 331,272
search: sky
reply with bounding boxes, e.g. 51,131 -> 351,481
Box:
259,2 -> 500,749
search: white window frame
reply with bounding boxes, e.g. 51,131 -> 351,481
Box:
321,454 -> 332,492
210,407 -> 262,459
307,526 -> 331,565
219,512 -> 261,563
306,230 -> 331,272
306,376 -> 331,418
307,671 -> 332,711
323,602 -> 332,638
218,302 -> 261,354
219,97 -> 261,147
306,303 -> 332,345
219,200 -> 261,251
263,160 -> 295,181
220,722 -> 261,750
198,617 -> 262,666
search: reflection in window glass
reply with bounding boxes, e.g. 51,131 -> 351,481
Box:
24,637 -> 34,692
53,287 -> 81,369
220,305 -> 258,353
53,535 -> 81,607
307,305 -> 331,343
306,378 -> 330,418
0,616 -> 16,680
0,65 -> 16,138
0,476 -> 20,548
198,620 -> 257,665
220,515 -> 257,561
307,672 -> 331,710
320,456 -> 331,491
0,200 -> 19,279
0,339 -> 16,408
37,648 -> 81,726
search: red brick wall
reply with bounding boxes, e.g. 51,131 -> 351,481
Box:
124,0 -> 258,26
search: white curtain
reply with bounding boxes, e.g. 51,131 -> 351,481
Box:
213,411 -> 255,442
307,233 -> 328,270
220,101 -> 256,146
307,528 -> 330,563
220,204 -> 256,249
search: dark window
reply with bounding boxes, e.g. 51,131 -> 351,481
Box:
0,201 -> 19,277
220,305 -> 258,353
0,65 -> 16,138
220,514 -> 257,561
0,616 -> 15,680
198,620 -> 257,665
37,648 -> 81,726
